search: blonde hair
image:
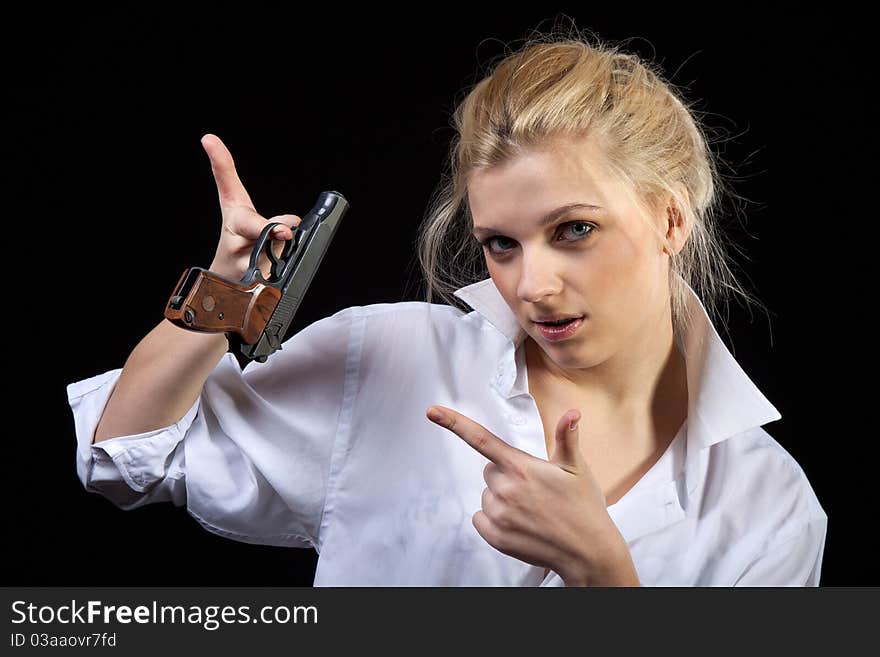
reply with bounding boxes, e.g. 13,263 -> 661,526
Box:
413,22 -> 765,339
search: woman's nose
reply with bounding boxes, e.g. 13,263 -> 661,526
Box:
516,254 -> 562,303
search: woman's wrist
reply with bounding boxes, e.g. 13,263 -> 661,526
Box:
562,530 -> 641,587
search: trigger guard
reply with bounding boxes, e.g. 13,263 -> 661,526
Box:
260,221 -> 295,282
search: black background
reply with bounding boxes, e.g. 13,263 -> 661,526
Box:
3,3 -> 875,585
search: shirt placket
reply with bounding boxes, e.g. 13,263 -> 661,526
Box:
490,343 -> 548,460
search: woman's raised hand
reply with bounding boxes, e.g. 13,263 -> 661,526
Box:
201,133 -> 301,280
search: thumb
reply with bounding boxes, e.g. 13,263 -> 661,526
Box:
550,409 -> 582,473
265,214 -> 302,240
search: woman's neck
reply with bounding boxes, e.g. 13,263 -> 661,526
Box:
524,310 -> 687,424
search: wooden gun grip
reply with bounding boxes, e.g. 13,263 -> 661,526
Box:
164,268 -> 282,345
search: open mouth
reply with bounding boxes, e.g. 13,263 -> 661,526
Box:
535,316 -> 583,327
534,316 -> 585,340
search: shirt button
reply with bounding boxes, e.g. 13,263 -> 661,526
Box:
508,414 -> 525,425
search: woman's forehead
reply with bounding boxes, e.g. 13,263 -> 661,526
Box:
467,149 -> 626,228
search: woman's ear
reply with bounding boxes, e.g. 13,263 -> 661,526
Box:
662,185 -> 692,256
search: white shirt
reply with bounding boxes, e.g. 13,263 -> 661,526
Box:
67,276 -> 828,586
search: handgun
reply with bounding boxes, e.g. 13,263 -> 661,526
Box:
164,190 -> 348,362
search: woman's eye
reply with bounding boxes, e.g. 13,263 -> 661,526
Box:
480,221 -> 595,256
558,221 -> 594,241
482,236 -> 515,253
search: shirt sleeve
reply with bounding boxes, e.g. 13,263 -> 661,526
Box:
66,306 -> 360,550
733,515 -> 828,586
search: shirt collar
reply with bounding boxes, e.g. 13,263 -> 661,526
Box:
452,275 -> 782,491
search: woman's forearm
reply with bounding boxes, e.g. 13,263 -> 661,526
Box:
92,318 -> 229,443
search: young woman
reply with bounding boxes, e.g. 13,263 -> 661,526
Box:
68,30 -> 827,586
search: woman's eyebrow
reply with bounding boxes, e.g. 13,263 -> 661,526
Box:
472,203 -> 603,236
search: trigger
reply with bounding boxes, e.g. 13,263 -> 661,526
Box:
271,257 -> 285,280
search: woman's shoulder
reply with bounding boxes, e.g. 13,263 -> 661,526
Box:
723,426 -> 818,488
292,302 -> 489,367
344,300 -> 485,335
711,426 -> 827,534
294,301 -> 474,340
356,299 -> 467,320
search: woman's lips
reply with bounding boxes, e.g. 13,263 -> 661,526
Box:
535,316 -> 584,341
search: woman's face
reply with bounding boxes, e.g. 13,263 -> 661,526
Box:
467,134 -> 676,372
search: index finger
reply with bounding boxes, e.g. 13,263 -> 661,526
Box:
427,406 -> 523,469
200,133 -> 255,210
